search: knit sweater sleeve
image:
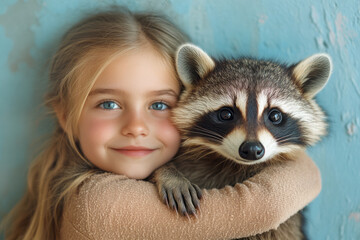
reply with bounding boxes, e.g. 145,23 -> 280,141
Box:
60,151 -> 321,240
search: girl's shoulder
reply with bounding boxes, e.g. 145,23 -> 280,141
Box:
80,172 -> 139,192
65,172 -> 157,214
60,172 -> 159,239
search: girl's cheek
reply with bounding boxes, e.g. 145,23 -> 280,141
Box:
155,117 -> 181,144
80,114 -> 118,144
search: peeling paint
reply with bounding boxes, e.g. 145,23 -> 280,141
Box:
335,12 -> 346,48
335,80 -> 343,103
326,15 -> 337,47
315,36 -> 328,50
349,212 -> 360,222
310,6 -> 322,33
258,14 -> 268,24
350,76 -> 360,97
346,122 -> 358,136
341,111 -> 351,122
339,215 -> 346,239
0,0 -> 41,72
310,6 -> 330,51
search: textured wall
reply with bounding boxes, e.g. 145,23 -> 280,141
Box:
1,0 -> 359,239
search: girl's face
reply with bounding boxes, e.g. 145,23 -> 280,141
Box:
78,46 -> 181,179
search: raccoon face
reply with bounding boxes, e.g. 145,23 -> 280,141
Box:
173,44 -> 332,165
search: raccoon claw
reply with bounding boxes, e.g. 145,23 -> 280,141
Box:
160,182 -> 202,216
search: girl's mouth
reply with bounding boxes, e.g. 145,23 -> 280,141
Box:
112,146 -> 156,157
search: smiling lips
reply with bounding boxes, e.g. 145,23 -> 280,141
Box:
112,146 -> 155,157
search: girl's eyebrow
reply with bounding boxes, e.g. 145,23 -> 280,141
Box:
88,88 -> 178,97
148,89 -> 178,98
89,88 -> 124,96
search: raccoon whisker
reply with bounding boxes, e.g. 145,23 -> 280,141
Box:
187,130 -> 223,143
189,134 -> 223,143
185,135 -> 223,145
193,125 -> 224,137
175,147 -> 217,164
274,134 -> 301,143
188,126 -> 221,136
176,146 -> 215,160
192,125 -> 224,139
213,157 -> 233,170
199,149 -> 218,160
274,133 -> 297,141
276,154 -> 291,162
186,149 -> 212,159
276,137 -> 301,144
266,135 -> 301,150
187,145 -> 217,157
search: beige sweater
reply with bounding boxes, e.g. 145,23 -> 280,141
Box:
60,153 -> 321,240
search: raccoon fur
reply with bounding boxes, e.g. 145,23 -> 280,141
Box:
151,44 -> 331,240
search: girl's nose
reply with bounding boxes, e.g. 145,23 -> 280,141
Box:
121,110 -> 149,137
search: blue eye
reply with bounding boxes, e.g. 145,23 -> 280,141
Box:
99,101 -> 120,110
150,102 -> 169,111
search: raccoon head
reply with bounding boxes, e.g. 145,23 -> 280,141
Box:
173,44 -> 332,165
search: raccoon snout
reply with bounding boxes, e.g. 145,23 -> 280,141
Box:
239,141 -> 265,161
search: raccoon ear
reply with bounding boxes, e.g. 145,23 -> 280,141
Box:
176,43 -> 215,89
291,53 -> 332,99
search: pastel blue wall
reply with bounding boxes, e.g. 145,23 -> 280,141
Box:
1,0 -> 359,239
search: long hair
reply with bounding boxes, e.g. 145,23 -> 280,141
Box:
1,9 -> 188,240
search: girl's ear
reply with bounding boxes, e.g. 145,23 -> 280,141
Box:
176,43 -> 215,90
291,53 -> 332,99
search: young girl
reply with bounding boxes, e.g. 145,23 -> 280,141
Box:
2,9 -> 321,240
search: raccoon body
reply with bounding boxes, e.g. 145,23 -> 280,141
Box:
152,44 -> 331,240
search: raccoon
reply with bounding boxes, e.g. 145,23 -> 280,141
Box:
151,44 -> 331,240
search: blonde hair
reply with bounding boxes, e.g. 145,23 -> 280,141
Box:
1,9 -> 188,240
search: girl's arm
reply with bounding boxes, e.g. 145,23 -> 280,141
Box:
60,151 -> 321,240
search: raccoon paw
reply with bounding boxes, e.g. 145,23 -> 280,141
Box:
159,178 -> 202,216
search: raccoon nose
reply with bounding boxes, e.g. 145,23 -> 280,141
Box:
239,141 -> 265,160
